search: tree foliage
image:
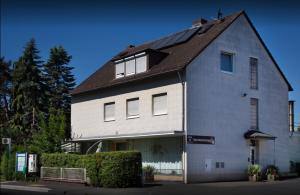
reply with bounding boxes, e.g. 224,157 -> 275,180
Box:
0,39 -> 75,153
44,46 -> 75,138
0,57 -> 12,137
30,108 -> 65,153
10,39 -> 45,144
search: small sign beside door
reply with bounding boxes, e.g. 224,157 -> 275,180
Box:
187,135 -> 215,144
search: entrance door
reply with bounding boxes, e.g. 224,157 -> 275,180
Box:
250,146 -> 256,164
249,140 -> 259,164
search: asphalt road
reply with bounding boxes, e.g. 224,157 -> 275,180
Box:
1,178 -> 300,195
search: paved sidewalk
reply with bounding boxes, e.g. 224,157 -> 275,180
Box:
1,178 -> 300,195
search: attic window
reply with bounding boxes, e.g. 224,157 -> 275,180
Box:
115,52 -> 147,79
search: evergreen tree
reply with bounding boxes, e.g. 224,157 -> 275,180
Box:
11,39 -> 46,144
0,57 -> 12,137
44,46 -> 75,138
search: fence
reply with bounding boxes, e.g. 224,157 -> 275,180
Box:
40,167 -> 86,183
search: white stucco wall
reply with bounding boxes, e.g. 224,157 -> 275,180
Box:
185,14 -> 298,182
71,75 -> 183,139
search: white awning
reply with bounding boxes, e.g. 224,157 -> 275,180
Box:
71,130 -> 184,142
244,130 -> 276,140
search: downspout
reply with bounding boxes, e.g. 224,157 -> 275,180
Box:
177,70 -> 187,184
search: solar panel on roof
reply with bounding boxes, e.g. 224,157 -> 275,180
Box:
198,23 -> 214,34
150,27 -> 200,50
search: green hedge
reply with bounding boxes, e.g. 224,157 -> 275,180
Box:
41,151 -> 142,187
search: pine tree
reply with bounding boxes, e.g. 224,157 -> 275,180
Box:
11,39 -> 46,144
44,46 -> 75,138
0,57 -> 12,137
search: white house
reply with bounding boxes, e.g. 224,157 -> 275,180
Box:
71,11 -> 300,183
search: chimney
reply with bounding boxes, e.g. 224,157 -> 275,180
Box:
192,18 -> 208,28
127,45 -> 135,49
289,100 -> 295,132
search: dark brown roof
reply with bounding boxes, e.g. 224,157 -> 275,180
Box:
72,11 -> 292,95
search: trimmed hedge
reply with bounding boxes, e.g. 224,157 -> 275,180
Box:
41,151 -> 142,187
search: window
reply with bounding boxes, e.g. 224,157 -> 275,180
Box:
250,57 -> 258,89
115,62 -> 125,78
116,142 -> 128,151
115,52 -> 147,79
221,52 -> 233,72
153,93 -> 167,115
136,55 -> 147,73
125,58 -> 135,76
127,98 -> 139,118
104,102 -> 115,121
250,98 -> 258,130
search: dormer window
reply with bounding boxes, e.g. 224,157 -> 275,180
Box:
115,61 -> 125,78
115,52 -> 147,79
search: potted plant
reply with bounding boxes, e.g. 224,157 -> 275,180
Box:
247,164 -> 261,182
265,165 -> 279,181
143,165 -> 155,182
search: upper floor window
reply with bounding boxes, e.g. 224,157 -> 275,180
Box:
115,61 -> 125,78
153,93 -> 167,116
115,52 -> 147,79
250,98 -> 258,130
104,102 -> 115,121
221,52 -> 233,73
127,98 -> 139,119
250,57 -> 258,89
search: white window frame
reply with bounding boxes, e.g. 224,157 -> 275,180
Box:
115,61 -> 125,78
104,102 -> 115,122
152,93 -> 168,116
114,52 -> 148,79
125,57 -> 136,76
126,98 -> 139,119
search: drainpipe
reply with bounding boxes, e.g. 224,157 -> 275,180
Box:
177,71 -> 188,184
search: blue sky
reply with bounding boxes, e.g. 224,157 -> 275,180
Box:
1,0 -> 299,128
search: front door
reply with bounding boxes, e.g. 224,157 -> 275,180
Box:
250,146 -> 256,164
249,140 -> 258,164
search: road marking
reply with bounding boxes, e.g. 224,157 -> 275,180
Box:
1,184 -> 51,193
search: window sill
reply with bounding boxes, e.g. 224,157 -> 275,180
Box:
127,115 -> 140,120
104,119 -> 115,122
221,70 -> 233,75
153,113 -> 168,116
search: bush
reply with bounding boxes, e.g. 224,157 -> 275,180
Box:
0,145 -> 27,181
40,151 -> 142,187
265,165 -> 279,176
143,165 -> 155,176
247,164 -> 261,176
99,151 -> 142,187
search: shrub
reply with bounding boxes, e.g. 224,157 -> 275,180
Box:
0,145 -> 27,181
40,151 -> 142,187
265,165 -> 279,176
247,164 -> 261,176
99,151 -> 142,188
143,165 -> 155,176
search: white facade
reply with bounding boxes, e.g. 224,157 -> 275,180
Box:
185,14 -> 300,182
71,13 -> 300,183
71,75 -> 183,139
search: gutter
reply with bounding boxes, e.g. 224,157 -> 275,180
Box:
177,70 -> 188,184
